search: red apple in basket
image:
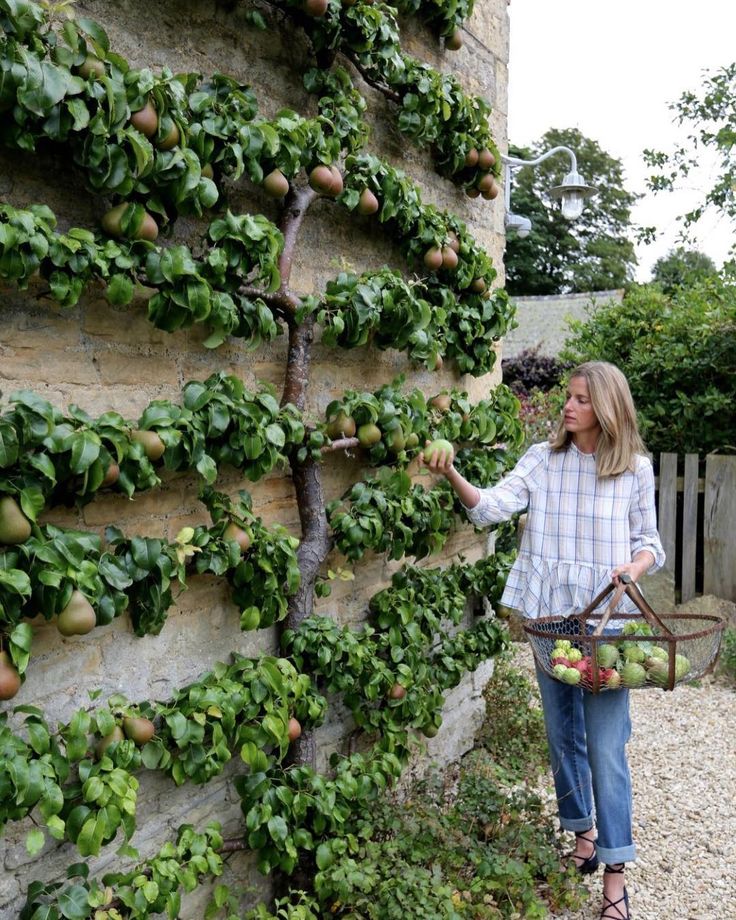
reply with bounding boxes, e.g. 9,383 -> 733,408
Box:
551,655 -> 571,668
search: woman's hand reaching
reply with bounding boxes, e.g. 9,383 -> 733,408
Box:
418,440 -> 481,509
418,439 -> 455,475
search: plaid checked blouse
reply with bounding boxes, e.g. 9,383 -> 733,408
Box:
463,441 -> 666,619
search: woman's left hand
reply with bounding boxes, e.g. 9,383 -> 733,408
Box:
611,551 -> 655,585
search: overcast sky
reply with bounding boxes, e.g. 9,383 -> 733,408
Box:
507,0 -> 736,281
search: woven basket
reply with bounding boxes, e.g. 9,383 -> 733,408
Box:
522,576 -> 725,692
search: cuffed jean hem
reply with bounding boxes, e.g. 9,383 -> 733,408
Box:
559,815 -> 595,833
596,844 -> 636,865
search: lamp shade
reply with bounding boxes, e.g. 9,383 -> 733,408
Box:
549,169 -> 597,220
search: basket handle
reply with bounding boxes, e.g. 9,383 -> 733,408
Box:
585,573 -> 674,637
591,580 -> 628,636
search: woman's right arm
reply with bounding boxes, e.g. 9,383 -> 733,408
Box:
423,442 -> 545,526
444,465 -> 481,509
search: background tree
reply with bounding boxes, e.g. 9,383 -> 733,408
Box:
651,246 -> 718,293
644,62 -> 736,266
560,279 -> 736,456
504,127 -> 638,295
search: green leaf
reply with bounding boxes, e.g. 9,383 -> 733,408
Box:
25,828 -> 45,856
0,568 -> 32,596
106,274 -> 134,306
0,420 -> 19,467
315,842 -> 334,870
57,884 -> 90,919
19,485 -> 45,522
264,424 -> 285,448
267,815 -> 288,843
70,431 -> 101,474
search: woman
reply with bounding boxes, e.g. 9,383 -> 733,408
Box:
425,361 -> 665,920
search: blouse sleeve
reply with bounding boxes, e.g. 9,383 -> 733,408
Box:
463,442 -> 547,528
630,456 -> 666,572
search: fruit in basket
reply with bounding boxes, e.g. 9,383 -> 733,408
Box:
646,646 -> 668,664
551,655 -> 571,668
622,621 -> 654,637
560,667 -> 582,685
620,661 -> 646,688
572,657 -> 592,680
553,664 -> 569,680
567,647 -> 582,663
553,639 -> 572,653
647,659 -> 670,685
605,669 -> 622,689
597,644 -> 619,668
675,654 -> 691,680
622,643 -> 646,664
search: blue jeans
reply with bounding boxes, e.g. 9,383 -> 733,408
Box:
535,663 -> 636,864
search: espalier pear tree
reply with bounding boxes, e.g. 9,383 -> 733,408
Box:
0,0 -> 522,915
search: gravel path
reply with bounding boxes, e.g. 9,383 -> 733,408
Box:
513,643 -> 736,920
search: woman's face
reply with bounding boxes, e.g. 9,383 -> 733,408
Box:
563,375 -> 601,441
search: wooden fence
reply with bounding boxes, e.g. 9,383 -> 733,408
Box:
655,453 -> 736,603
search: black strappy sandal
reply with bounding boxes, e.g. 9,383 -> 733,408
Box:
568,829 -> 599,874
600,864 -> 630,919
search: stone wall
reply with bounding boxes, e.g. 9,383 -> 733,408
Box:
0,0 -> 510,914
504,289 -> 624,358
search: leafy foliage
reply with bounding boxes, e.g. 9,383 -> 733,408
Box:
643,62 -> 736,258
651,246 -> 718,293
716,626 -> 736,684
0,0 -> 523,914
504,128 -> 638,295
1,654 -> 326,855
561,280 -> 736,455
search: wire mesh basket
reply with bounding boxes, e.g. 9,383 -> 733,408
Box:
522,576 -> 726,692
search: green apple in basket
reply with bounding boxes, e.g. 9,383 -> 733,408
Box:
560,667 -> 582,685
619,661 -> 647,688
675,654 -> 691,680
597,644 -> 619,668
622,643 -> 647,664
567,647 -> 583,663
646,659 -> 670,685
644,646 -> 668,667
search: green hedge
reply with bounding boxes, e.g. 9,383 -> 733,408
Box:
561,280 -> 736,457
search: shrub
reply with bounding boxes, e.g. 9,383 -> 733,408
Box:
561,280 -> 736,456
717,627 -> 736,685
516,387 -> 565,452
502,346 -> 571,395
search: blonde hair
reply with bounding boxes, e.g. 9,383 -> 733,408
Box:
549,361 -> 646,477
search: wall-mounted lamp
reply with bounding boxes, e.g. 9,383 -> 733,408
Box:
501,145 -> 597,237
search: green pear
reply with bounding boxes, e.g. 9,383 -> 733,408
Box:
326,412 -> 356,439
96,726 -> 124,760
223,522 -> 252,553
357,423 -> 382,447
0,496 -> 32,544
0,650 -> 21,701
123,716 -> 155,745
131,429 -> 166,461
57,590 -> 96,636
